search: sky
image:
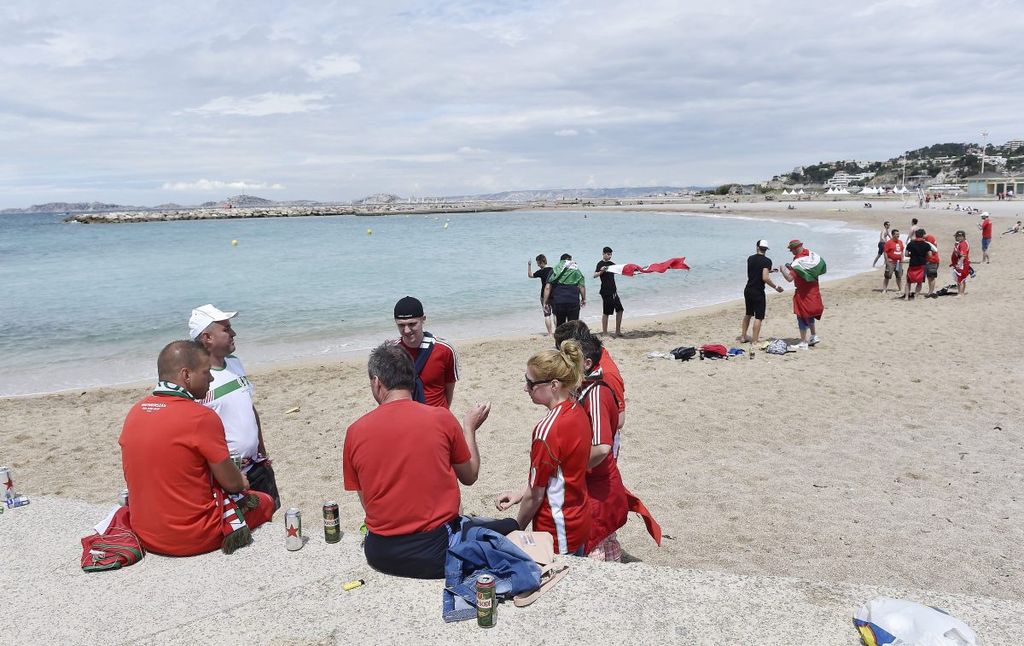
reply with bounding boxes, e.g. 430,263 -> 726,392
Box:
1,0 -> 1021,207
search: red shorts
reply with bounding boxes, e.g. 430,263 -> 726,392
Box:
907,265 -> 925,285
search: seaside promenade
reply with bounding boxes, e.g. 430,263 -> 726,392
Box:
2,200 -> 1023,643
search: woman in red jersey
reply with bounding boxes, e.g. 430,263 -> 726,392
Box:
950,230 -> 971,296
495,340 -> 592,555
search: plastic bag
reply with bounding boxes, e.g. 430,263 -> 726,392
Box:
853,597 -> 978,646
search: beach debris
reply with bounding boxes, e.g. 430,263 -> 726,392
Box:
231,239 -> 238,246
366,228 -> 372,235
854,597 -> 977,646
1,465 -> 14,502
343,579 -> 366,591
284,406 -> 301,414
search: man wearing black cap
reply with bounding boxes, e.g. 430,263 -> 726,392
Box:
594,246 -> 624,337
739,240 -> 784,344
393,296 -> 459,409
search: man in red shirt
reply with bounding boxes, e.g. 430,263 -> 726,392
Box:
344,343 -> 510,578
978,213 -> 993,263
881,228 -> 904,294
119,341 -> 274,556
554,320 -> 625,432
393,296 -> 459,408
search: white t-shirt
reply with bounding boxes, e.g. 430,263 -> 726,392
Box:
200,355 -> 259,469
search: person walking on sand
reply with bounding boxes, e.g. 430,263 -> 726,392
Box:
739,240 -> 784,344
951,230 -> 971,297
924,231 -> 940,296
778,240 -> 825,350
979,213 -> 993,263
881,229 -> 904,294
872,221 -> 891,267
392,296 -> 459,409
528,254 -> 555,336
190,304 -> 278,509
543,253 -> 587,327
594,246 -> 624,337
903,229 -> 935,300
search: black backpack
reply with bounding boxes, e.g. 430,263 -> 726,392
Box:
669,346 -> 697,361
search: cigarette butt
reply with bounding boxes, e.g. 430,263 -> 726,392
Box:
284,406 -> 300,414
343,579 -> 366,591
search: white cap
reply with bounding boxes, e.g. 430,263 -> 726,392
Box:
757,239 -> 769,249
188,304 -> 237,340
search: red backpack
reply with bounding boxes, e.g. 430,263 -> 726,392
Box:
699,344 -> 729,359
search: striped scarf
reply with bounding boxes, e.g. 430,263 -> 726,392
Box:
153,381 -> 194,399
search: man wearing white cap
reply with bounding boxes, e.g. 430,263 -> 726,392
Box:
739,240 -> 784,344
188,304 -> 277,507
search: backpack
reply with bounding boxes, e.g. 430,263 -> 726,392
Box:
669,346 -> 696,361
699,344 -> 729,359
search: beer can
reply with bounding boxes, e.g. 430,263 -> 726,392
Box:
476,574 -> 497,628
285,508 -> 303,551
323,501 -> 341,543
119,489 -> 129,507
0,466 -> 14,501
5,495 -> 29,509
230,453 -> 243,470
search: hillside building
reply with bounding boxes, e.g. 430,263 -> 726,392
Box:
966,172 -> 1024,197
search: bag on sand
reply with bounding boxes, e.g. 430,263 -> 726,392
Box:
670,346 -> 697,361
853,596 -> 977,646
699,344 -> 729,359
766,339 -> 789,355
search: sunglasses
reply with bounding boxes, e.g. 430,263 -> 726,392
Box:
525,375 -> 554,390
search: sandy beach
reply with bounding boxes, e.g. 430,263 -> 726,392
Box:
3,199 -> 1023,644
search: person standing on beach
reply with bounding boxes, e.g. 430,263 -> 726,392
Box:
543,253 -> 587,327
903,229 -> 935,300
189,304 -> 278,508
119,341 -> 275,556
950,230 -> 971,297
905,218 -> 921,244
344,343 -> 510,579
594,246 -> 624,337
528,255 -> 555,336
873,221 -> 891,267
778,239 -> 824,349
739,239 -> 784,344
979,213 -> 993,263
924,231 -> 940,295
881,229 -> 904,294
393,296 -> 459,409
555,320 -> 626,432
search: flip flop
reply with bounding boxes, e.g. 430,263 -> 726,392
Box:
513,563 -> 570,607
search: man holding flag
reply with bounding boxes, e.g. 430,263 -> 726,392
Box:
543,253 -> 587,327
778,239 -> 825,350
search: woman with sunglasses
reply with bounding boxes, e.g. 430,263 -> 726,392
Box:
495,340 -> 592,555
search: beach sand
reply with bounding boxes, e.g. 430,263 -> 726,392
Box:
2,199 -> 1022,643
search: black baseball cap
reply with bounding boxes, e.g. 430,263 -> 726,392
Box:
603,246 -> 613,253
394,296 -> 424,319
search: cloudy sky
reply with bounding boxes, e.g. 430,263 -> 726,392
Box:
1,0 -> 1019,207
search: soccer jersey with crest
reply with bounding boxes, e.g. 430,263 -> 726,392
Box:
200,355 -> 259,466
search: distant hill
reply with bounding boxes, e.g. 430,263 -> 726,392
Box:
0,201 -> 137,214
445,186 -> 706,202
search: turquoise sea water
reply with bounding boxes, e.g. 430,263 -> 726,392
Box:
0,209 -> 875,396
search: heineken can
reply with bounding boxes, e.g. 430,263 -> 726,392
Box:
230,453 -> 243,470
285,508 -> 303,551
323,501 -> 341,543
118,489 -> 129,507
0,466 -> 14,501
476,574 -> 497,628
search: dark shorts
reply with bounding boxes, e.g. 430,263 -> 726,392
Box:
364,516 -> 519,579
552,302 -> 580,326
601,293 -> 624,315
877,241 -> 885,254
982,237 -> 991,251
925,262 -> 938,278
743,288 -> 766,320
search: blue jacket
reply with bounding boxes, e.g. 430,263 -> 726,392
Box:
442,521 -> 541,622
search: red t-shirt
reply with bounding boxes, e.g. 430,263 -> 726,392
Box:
399,337 -> 459,408
599,347 -> 626,414
981,219 -> 992,239
119,394 -> 230,556
343,399 -> 469,535
884,239 -> 904,262
528,399 -> 591,554
581,380 -> 620,474
924,234 -> 940,265
951,240 -> 970,267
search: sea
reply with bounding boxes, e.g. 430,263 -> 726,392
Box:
0,209 -> 876,396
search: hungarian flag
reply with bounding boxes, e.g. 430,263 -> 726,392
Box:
791,251 -> 827,281
607,257 -> 690,277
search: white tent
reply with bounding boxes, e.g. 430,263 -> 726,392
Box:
782,189 -> 790,195
798,189 -> 805,194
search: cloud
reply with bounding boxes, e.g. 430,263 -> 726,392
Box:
161,179 -> 285,191
304,54 -> 362,80
554,129 -> 578,137
186,93 -> 328,117
457,146 -> 489,155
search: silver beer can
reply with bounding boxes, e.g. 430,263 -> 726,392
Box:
285,508 -> 303,551
0,466 -> 13,501
119,489 -> 129,507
